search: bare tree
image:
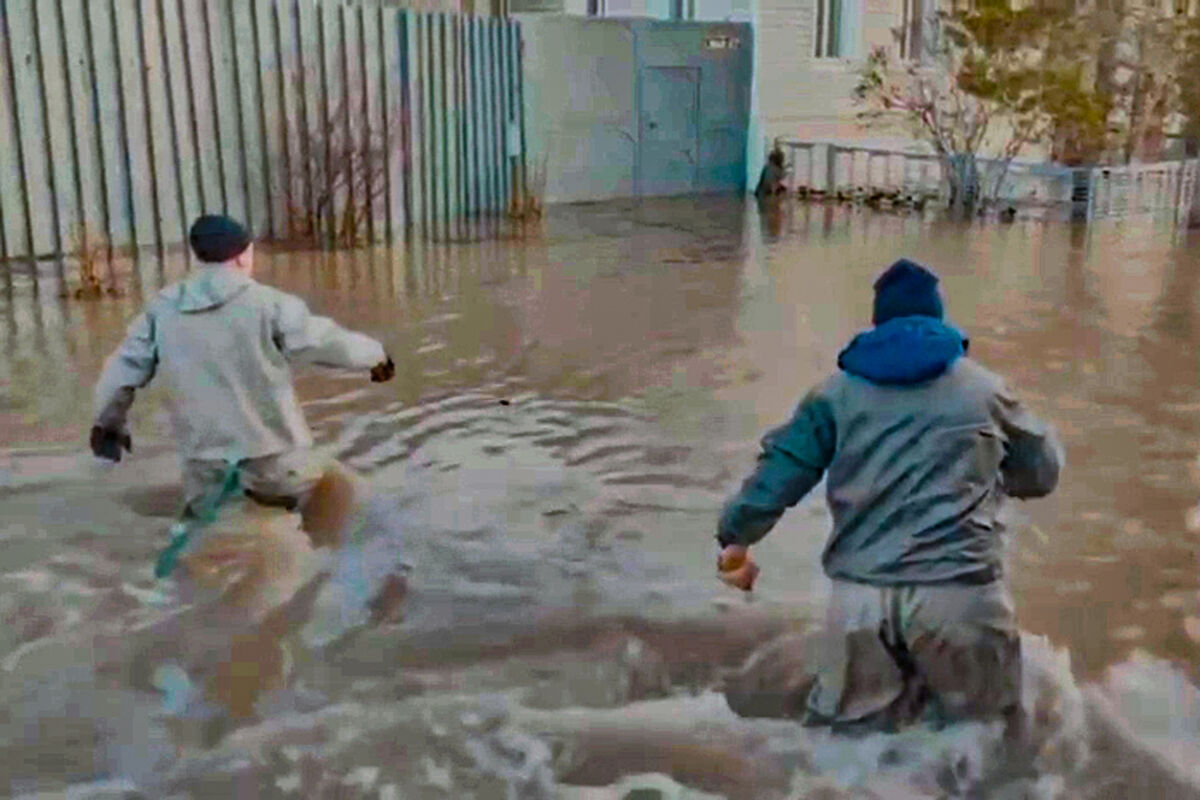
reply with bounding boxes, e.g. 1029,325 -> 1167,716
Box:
279,70 -> 404,248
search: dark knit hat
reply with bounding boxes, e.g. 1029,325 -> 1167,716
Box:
189,214 -> 252,264
872,259 -> 944,325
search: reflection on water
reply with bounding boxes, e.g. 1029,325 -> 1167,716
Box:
3,198 -> 1200,796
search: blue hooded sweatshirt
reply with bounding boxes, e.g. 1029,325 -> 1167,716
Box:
717,262 -> 1063,586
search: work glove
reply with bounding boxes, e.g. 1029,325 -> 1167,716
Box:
717,544 -> 759,592
370,355 -> 396,383
90,425 -> 132,463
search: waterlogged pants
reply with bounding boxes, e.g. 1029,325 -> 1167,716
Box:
725,579 -> 1022,733
176,449 -> 408,628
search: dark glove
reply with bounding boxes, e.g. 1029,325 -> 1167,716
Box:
90,425 -> 132,462
370,356 -> 395,383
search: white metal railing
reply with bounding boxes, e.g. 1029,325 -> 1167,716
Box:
775,139 -> 1200,223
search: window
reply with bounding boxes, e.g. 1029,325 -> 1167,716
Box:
814,0 -> 844,57
900,0 -> 924,61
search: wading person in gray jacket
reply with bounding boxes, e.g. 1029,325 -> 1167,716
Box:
90,215 -> 403,617
717,259 -> 1063,737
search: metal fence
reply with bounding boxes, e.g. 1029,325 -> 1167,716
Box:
777,140 -> 1200,223
0,0 -> 524,277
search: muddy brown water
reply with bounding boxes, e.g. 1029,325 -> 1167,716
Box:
2,197 -> 1200,797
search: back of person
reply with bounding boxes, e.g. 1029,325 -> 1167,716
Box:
91,215 -> 406,721
819,343 -> 1049,587
152,268 -> 312,462
715,259 -> 1062,737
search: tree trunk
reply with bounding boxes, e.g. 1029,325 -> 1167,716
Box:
946,153 -> 981,218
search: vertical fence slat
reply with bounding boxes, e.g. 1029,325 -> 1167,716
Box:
338,5 -> 356,243
234,0 -> 269,238
296,0 -> 321,238
470,18 -> 484,217
8,0 -> 54,259
513,20 -> 525,211
52,0 -> 86,260
318,1 -> 340,242
363,5 -> 385,243
180,0 -> 220,214
280,0 -> 307,239
464,15 -> 477,219
35,0 -> 71,262
343,5 -> 367,244
0,0 -> 27,264
209,0 -> 246,223
444,14 -> 456,235
508,20 -> 521,210
406,11 -> 423,236
473,16 -> 487,216
479,18 -> 494,214
89,0 -> 133,255
500,19 -> 513,214
112,0 -> 155,250
255,0 -> 285,239
60,0 -> 108,260
383,7 -> 405,239
430,14 -> 445,238
138,0 -> 177,257
159,0 -> 199,249
418,13 -> 433,235
490,19 -> 503,214
440,13 -> 453,237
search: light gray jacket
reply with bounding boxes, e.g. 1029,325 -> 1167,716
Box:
94,266 -> 386,463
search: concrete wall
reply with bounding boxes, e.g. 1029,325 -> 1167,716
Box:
518,15 -> 752,204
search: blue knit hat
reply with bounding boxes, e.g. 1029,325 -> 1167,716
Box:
872,259 -> 944,325
189,214 -> 252,264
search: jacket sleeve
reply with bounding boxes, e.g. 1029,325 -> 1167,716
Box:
994,383 -> 1063,499
271,291 -> 387,370
93,311 -> 158,432
717,388 -> 837,548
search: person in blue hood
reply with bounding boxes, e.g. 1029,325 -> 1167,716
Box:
717,259 -> 1063,737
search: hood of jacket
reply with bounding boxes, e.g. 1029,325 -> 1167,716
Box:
837,316 -> 969,386
162,266 -> 254,313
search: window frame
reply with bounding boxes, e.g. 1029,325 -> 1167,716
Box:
813,0 -> 846,59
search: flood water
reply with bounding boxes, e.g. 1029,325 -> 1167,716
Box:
3,197 -> 1200,798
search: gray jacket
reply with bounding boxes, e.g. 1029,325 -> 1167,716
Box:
94,266 -> 386,463
718,317 -> 1063,586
